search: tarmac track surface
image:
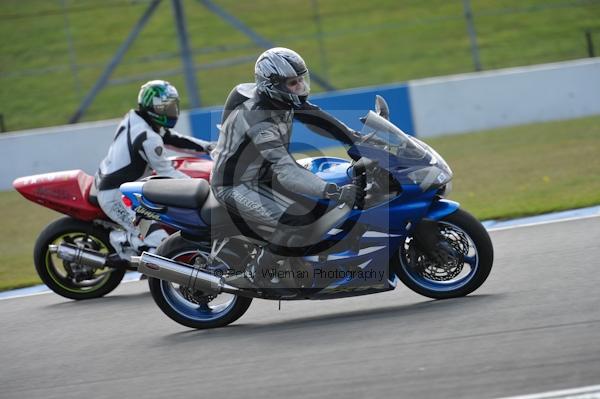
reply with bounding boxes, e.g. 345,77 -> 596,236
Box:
1,216 -> 599,399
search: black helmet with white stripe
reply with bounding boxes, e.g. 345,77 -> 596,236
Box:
255,47 -> 311,108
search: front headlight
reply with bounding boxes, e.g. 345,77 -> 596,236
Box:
407,166 -> 452,192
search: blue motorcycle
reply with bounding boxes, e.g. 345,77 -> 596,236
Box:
121,95 -> 493,329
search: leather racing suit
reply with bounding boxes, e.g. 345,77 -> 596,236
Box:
211,83 -> 358,253
96,109 -> 211,256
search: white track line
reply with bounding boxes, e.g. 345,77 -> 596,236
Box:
497,384 -> 600,399
487,212 -> 600,232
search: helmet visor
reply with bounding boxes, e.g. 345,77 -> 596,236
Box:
154,97 -> 180,118
164,98 -> 180,118
283,72 -> 310,96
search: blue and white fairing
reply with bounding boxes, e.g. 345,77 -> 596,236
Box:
120,181 -> 209,235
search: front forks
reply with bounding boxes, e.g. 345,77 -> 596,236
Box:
411,218 -> 459,268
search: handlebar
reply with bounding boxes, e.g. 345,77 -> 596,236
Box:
351,157 -> 377,209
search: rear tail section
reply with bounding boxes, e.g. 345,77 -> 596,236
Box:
13,170 -> 105,221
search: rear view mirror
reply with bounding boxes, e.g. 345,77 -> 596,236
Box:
375,95 -> 390,120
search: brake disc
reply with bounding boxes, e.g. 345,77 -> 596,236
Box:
406,226 -> 469,281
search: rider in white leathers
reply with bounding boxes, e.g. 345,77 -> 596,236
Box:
95,80 -> 213,258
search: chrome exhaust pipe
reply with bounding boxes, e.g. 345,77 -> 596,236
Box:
136,251 -> 241,295
49,243 -> 108,268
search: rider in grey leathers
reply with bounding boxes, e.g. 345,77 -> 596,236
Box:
210,48 -> 364,289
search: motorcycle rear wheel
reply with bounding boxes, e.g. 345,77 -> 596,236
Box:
393,208 -> 494,299
33,216 -> 126,300
148,232 -> 252,329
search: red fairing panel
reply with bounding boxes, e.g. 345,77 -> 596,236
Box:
13,170 -> 106,221
12,158 -> 214,221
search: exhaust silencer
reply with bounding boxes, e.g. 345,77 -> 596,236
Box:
49,243 -> 108,268
136,251 -> 240,295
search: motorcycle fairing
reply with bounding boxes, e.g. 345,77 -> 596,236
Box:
13,170 -> 105,221
121,159 -> 458,299
120,107 -> 461,299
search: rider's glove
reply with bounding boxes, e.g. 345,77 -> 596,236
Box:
324,183 -> 364,207
206,141 -> 217,152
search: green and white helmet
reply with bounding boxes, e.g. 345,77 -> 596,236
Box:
137,80 -> 180,128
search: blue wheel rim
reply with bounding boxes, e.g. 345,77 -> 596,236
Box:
160,250 -> 237,322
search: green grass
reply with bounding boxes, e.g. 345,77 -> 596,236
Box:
426,118 -> 600,220
0,192 -> 60,291
1,0 -> 599,131
2,115 -> 599,291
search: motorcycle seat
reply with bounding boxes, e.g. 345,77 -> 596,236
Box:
142,178 -> 210,209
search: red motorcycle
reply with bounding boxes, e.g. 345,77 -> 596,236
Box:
12,157 -> 213,300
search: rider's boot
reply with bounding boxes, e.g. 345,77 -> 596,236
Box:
224,225 -> 304,295
225,247 -> 281,290
109,230 -> 137,260
140,226 -> 168,249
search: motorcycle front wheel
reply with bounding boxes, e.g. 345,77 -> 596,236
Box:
33,216 -> 126,300
393,208 -> 494,299
148,232 -> 252,329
